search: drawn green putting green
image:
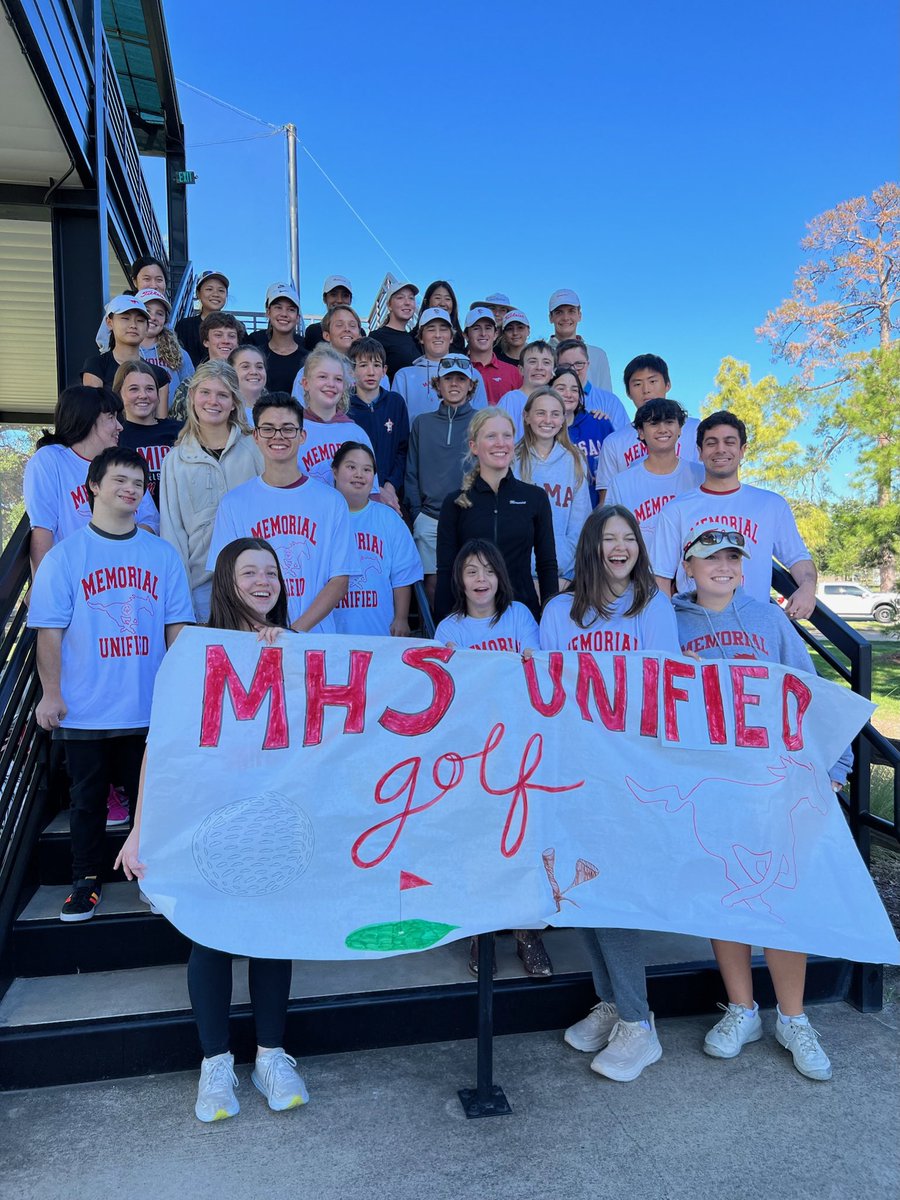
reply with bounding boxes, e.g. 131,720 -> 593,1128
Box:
345,919 -> 458,952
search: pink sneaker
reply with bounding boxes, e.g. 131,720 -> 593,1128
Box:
106,785 -> 130,826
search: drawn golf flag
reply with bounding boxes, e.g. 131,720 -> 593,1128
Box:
400,871 -> 432,891
139,628 -> 900,966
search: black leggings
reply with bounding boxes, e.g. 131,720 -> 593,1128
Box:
187,942 -> 292,1059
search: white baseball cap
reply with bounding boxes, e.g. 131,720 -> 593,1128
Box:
549,288 -> 581,311
323,274 -> 352,295
265,282 -> 301,309
418,306 -> 452,327
502,309 -> 529,329
133,288 -> 170,314
465,306 -> 497,329
386,280 -> 419,302
435,354 -> 476,380
105,295 -> 150,318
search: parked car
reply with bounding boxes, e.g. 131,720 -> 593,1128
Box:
816,581 -> 900,624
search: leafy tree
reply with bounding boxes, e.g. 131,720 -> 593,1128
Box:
757,184 -> 900,586
0,425 -> 40,548
703,357 -> 810,495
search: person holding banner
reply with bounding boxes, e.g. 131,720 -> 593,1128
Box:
435,538 -> 549,976
116,537 -> 309,1122
331,442 -> 422,636
541,505 -> 679,1082
673,526 -> 848,1080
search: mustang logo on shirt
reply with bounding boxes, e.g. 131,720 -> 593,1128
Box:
86,592 -> 155,635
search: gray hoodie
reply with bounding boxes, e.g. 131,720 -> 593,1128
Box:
405,400 -> 477,519
673,587 -> 851,785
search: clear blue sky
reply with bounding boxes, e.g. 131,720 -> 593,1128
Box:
148,0 -> 898,488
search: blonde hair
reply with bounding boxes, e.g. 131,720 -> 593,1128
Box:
515,386 -> 586,489
177,360 -> 248,445
302,343 -> 351,414
455,408 -> 516,510
152,326 -> 185,372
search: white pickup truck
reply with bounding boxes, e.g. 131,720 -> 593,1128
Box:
816,581 -> 899,624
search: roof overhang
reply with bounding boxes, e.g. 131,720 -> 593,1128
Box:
102,0 -> 183,155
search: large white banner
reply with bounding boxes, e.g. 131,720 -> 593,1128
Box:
140,627 -> 900,965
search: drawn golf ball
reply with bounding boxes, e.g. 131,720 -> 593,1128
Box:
192,791 -> 314,896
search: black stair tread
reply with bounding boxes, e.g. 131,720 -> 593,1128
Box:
0,928 -> 716,1029
18,880 -> 150,922
42,811 -> 127,838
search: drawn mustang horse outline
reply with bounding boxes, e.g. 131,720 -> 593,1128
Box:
86,592 -> 154,634
625,756 -> 829,921
351,550 -> 383,589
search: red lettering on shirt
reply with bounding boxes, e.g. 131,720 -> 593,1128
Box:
249,513 -> 319,543
81,566 -> 159,602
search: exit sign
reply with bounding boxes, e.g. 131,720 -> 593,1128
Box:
173,170 -> 197,184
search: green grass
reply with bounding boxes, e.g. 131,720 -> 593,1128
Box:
805,629 -> 899,826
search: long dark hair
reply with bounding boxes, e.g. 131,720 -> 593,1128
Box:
36,386 -> 123,449
568,505 -> 657,626
208,538 -> 289,632
450,539 -> 514,627
550,365 -> 585,415
414,280 -> 466,349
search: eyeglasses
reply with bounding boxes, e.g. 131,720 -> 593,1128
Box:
256,423 -> 300,440
683,530 -> 746,554
563,359 -> 588,371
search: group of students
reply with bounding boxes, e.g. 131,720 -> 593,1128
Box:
22,255 -> 843,1123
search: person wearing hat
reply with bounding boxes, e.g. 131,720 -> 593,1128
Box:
370,281 -> 421,381
136,288 -> 195,400
496,309 -> 530,369
475,292 -> 515,331
673,525 -> 848,1081
303,275 -> 353,351
465,307 -> 522,405
547,288 -> 612,393
405,355 -> 482,605
393,308 -> 488,424
82,297 -> 170,413
652,410 -> 817,619
257,283 -> 308,395
175,270 -> 230,366
414,281 -> 466,352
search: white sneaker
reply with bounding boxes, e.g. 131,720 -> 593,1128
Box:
775,1012 -> 832,1081
703,1002 -> 763,1059
252,1048 -> 309,1111
195,1052 -> 239,1122
564,1001 -> 619,1053
590,1014 -> 662,1081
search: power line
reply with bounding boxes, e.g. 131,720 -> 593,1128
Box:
176,79 -> 407,277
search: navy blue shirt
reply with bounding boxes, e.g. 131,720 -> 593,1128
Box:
348,388 -> 409,495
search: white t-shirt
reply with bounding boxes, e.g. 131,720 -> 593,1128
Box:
539,588 -> 679,653
651,483 -> 811,603
24,444 -> 160,540
27,525 -> 193,731
594,418 -> 701,491
606,458 -> 706,559
435,602 -> 540,652
206,475 -> 359,631
298,418 -> 379,492
333,501 -> 423,636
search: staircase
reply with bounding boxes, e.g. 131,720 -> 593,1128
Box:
0,533 -> 890,1090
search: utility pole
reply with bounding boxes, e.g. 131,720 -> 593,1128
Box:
285,123 -> 304,331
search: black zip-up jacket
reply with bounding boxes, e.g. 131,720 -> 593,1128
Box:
434,472 -> 558,620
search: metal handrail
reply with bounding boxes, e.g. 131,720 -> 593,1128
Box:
771,563 -> 899,847
0,520 -> 49,984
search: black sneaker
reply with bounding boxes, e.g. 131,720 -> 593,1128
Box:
60,880 -> 102,923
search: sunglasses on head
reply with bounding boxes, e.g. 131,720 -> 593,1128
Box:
684,530 -> 746,554
439,357 -> 470,370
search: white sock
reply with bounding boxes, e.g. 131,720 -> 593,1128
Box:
778,1007 -> 807,1024
731,1002 -> 758,1015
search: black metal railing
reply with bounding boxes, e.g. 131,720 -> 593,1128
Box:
0,520 -> 49,983
772,563 -> 900,856
170,263 -> 197,327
